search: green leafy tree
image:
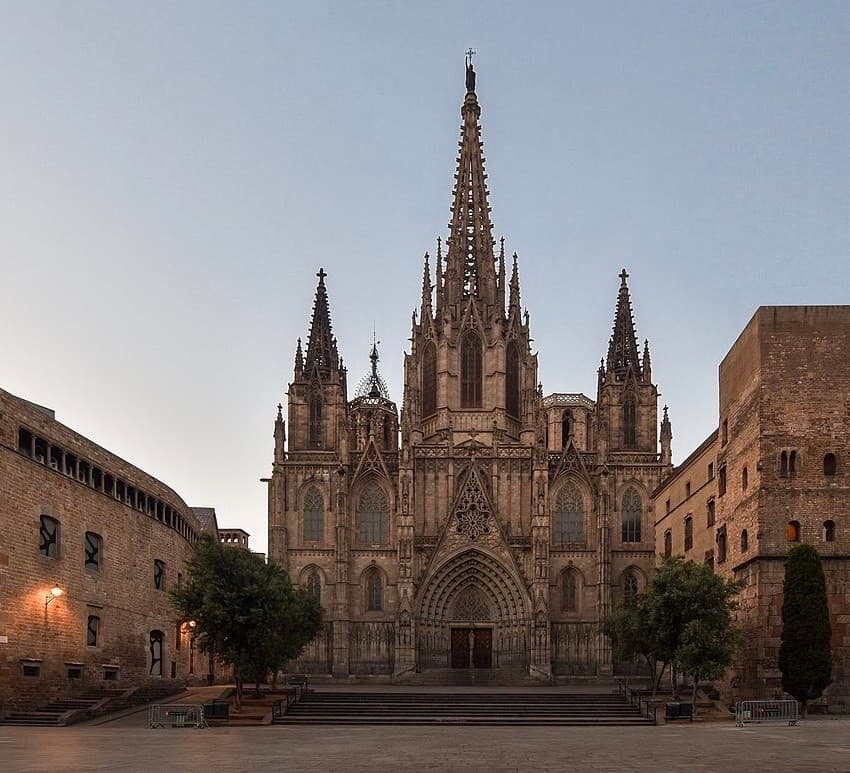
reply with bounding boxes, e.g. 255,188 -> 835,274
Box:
602,597 -> 666,692
605,557 -> 741,702
170,534 -> 322,706
779,543 -> 832,716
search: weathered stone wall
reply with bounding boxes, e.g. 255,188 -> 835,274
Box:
0,389 -> 206,715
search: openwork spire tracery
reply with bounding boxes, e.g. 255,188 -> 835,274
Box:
304,268 -> 339,379
606,269 -> 642,380
444,55 -> 498,307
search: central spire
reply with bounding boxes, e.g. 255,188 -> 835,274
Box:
444,52 -> 497,308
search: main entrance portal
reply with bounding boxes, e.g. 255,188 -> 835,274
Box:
450,627 -> 493,669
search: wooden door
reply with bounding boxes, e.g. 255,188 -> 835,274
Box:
451,627 -> 470,669
473,628 -> 492,669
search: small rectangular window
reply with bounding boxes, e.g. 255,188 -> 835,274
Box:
67,666 -> 83,679
39,515 -> 60,558
87,615 -> 100,647
22,662 -> 41,677
103,667 -> 119,681
721,419 -> 728,446
718,466 -> 727,496
707,462 -> 714,480
685,481 -> 691,498
85,532 -> 103,571
707,499 -> 716,527
665,499 -> 670,515
154,559 -> 166,590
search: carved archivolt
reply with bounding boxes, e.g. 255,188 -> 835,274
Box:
417,548 -> 530,626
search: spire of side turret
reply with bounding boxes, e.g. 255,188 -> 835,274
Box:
420,252 -> 432,318
509,253 -> 521,312
304,268 -> 339,380
605,268 -> 642,380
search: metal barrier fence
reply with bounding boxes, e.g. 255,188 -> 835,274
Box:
735,700 -> 799,727
617,680 -> 658,725
148,703 -> 208,729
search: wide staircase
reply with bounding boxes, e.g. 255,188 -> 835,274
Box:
274,690 -> 654,726
0,683 -> 184,727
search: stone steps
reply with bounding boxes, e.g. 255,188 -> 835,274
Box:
274,690 -> 655,726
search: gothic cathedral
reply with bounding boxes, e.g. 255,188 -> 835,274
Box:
267,59 -> 672,680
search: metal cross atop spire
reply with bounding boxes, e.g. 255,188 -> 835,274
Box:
465,48 -> 476,92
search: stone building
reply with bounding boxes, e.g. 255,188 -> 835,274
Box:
653,306 -> 850,702
267,60 -> 670,679
0,387 -> 211,714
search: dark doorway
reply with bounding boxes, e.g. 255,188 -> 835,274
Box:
473,629 -> 492,668
451,628 -> 469,669
450,627 -> 492,669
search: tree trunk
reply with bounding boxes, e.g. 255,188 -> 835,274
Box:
671,663 -> 678,700
691,676 -> 698,714
234,674 -> 243,711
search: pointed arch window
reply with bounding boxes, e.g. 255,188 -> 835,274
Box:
506,342 -> 520,418
623,569 -> 639,607
623,395 -> 637,448
303,487 -> 324,542
664,529 -> 672,558
561,411 -> 572,448
461,332 -> 482,408
554,484 -> 584,544
306,570 -> 321,604
309,391 -> 323,447
358,485 -> 388,544
422,342 -> 437,418
561,568 -> 579,612
621,488 -> 642,543
365,568 -> 382,611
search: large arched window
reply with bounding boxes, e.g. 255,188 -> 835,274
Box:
623,395 -> 637,448
554,484 -> 584,544
303,487 -> 324,542
506,342 -> 520,418
621,488 -> 642,543
422,342 -> 437,418
306,570 -> 321,604
461,332 -> 482,408
365,568 -> 382,611
561,568 -> 579,612
623,569 -> 639,607
358,485 -> 388,544
309,391 -> 323,447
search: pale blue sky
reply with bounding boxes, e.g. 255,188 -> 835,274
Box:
2,2 -> 849,553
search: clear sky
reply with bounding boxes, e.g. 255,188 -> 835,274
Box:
2,2 -> 849,554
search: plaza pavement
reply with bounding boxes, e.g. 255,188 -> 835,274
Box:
1,717 -> 849,772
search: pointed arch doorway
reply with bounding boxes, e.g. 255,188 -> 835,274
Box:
416,548 -> 531,672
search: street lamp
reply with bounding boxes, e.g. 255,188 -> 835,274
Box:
44,586 -> 63,610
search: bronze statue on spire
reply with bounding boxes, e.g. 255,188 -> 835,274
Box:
465,48 -> 476,93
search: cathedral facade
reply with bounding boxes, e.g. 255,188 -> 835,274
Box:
267,61 -> 671,680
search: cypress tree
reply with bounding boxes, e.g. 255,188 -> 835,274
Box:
778,543 -> 832,715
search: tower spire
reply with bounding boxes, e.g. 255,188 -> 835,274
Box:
605,268 -> 642,380
445,51 -> 497,307
304,267 -> 339,380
